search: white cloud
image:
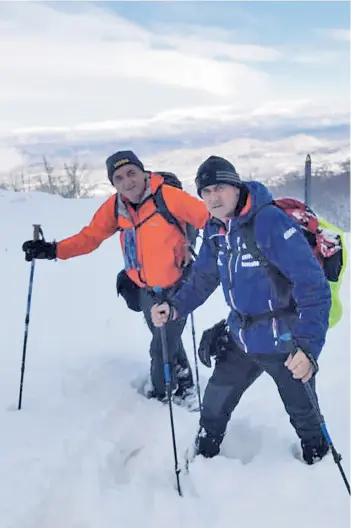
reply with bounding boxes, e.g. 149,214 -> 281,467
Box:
0,2 -> 273,132
291,50 -> 341,64
8,98 -> 348,144
318,28 -> 350,42
153,25 -> 283,62
0,1 -> 348,154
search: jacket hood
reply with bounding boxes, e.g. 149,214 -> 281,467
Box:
244,180 -> 273,211
237,181 -> 273,223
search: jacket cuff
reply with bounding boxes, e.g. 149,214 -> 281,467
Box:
305,352 -> 319,375
294,339 -> 319,374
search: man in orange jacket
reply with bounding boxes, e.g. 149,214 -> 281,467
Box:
22,150 -> 209,410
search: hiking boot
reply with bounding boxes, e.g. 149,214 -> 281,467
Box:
175,365 -> 194,389
145,387 -> 167,402
195,429 -> 223,458
175,364 -> 191,382
301,436 -> 329,465
143,373 -> 177,403
173,385 -> 200,412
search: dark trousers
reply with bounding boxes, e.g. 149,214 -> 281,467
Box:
200,341 -> 322,444
139,288 -> 194,396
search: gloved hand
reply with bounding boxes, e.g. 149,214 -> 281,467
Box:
22,240 -> 56,262
198,319 -> 233,368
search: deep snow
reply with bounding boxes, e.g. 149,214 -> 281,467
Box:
1,190 -> 350,528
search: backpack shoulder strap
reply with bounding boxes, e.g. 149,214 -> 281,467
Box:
114,194 -> 122,232
240,202 -> 274,265
153,185 -> 197,258
240,216 -> 262,262
153,185 -> 186,236
114,185 -> 185,234
114,193 -> 119,218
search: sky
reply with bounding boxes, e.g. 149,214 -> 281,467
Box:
0,1 -> 349,173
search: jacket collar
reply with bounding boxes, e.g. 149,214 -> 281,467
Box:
117,173 -> 164,221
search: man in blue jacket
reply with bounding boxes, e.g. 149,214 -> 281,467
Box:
151,155 -> 331,465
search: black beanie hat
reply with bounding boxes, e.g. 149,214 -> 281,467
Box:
106,150 -> 144,183
195,155 -> 241,197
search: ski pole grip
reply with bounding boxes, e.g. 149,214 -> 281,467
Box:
33,224 -> 41,241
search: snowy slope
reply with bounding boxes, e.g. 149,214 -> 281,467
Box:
1,190 -> 350,528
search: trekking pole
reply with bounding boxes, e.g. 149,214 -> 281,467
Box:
190,312 -> 202,411
304,380 -> 350,495
18,224 -> 43,410
153,286 -> 182,497
304,154 -> 312,207
302,157 -> 349,494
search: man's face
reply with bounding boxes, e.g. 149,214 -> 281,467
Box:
201,183 -> 240,221
112,164 -> 146,203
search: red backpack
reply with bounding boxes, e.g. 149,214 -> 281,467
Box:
242,198 -> 343,283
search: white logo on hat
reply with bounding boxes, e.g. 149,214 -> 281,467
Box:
114,158 -> 130,169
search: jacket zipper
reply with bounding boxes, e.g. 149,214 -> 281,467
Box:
226,221 -> 248,353
268,299 -> 278,347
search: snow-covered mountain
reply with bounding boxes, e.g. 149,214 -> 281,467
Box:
1,102 -> 350,213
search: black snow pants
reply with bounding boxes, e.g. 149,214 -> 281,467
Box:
200,339 -> 323,445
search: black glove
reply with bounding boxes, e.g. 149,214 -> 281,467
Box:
198,319 -> 233,368
22,240 -> 56,262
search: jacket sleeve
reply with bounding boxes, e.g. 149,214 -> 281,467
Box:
161,185 -> 209,229
56,195 -> 119,260
170,228 -> 220,317
255,206 -> 331,360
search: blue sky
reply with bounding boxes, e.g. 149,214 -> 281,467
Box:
102,1 -> 349,45
104,1 -> 350,91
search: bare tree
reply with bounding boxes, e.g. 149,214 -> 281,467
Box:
42,156 -> 57,193
34,156 -> 97,198
61,160 -> 89,198
7,168 -> 25,191
339,158 -> 350,178
314,163 -> 334,179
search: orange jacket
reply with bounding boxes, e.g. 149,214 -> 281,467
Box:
56,173 -> 209,288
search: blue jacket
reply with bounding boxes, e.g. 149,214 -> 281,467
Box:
171,181 -> 331,360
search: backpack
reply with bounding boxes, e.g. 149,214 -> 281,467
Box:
115,171 -> 199,311
238,198 -> 346,328
152,172 -> 199,254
